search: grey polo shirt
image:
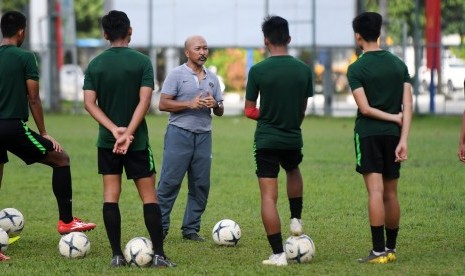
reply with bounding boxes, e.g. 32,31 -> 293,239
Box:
161,63 -> 223,133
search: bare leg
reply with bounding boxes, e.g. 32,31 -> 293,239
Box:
286,167 -> 304,235
383,177 -> 400,229
0,163 -> 4,189
134,174 -> 157,204
103,174 -> 122,202
286,168 -> 303,198
363,173 -> 385,226
259,177 -> 281,235
39,150 -> 70,167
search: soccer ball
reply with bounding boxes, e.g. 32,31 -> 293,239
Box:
284,234 -> 315,263
124,237 -> 154,267
59,232 -> 91,258
0,208 -> 24,237
212,219 -> 241,246
0,228 -> 8,252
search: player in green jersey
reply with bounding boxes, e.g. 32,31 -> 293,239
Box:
458,81 -> 465,162
347,12 -> 412,264
0,11 -> 96,261
83,10 -> 175,268
245,15 -> 313,266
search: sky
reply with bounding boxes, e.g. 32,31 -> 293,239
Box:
107,0 -> 356,48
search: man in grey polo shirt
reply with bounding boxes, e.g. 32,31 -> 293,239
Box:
158,35 -> 224,241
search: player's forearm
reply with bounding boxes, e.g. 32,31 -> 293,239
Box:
244,100 -> 259,120
301,99 -> 308,123
26,80 -> 46,134
126,99 -> 151,136
459,112 -> 465,146
28,97 -> 47,135
400,83 -> 413,143
353,88 -> 399,123
244,107 -> 259,120
84,101 -> 118,134
361,106 -> 398,123
399,108 -> 412,144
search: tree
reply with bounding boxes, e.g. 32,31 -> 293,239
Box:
74,0 -> 103,38
365,0 -> 465,46
0,0 -> 29,14
1,0 -> 102,39
441,0 -> 465,45
365,0 -> 424,44
206,48 -> 264,92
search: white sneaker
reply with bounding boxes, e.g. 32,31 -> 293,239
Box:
290,218 -> 303,236
262,252 -> 288,266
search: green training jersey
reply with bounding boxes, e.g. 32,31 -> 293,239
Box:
246,55 -> 313,150
83,47 -> 154,150
347,50 -> 411,138
0,45 -> 39,120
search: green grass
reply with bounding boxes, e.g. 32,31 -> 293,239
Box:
0,114 -> 464,275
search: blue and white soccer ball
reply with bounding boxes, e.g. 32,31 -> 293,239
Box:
212,219 -> 241,246
284,234 -> 315,263
59,232 -> 91,258
124,237 -> 154,267
0,228 -> 8,252
0,208 -> 25,237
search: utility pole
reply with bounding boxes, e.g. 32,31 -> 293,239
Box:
48,0 -> 61,112
379,0 -> 388,48
356,0 -> 365,13
310,0 -> 316,114
148,0 -> 157,90
413,0 -> 420,113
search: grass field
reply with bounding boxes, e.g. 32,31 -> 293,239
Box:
0,114 -> 464,275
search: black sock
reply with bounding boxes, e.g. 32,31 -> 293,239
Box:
103,202 -> 123,256
370,225 -> 385,253
144,203 -> 164,257
52,166 -> 73,223
267,233 -> 284,254
385,227 -> 399,250
289,197 -> 302,219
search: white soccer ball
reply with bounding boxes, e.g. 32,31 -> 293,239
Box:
284,234 -> 315,263
124,237 -> 154,267
0,228 -> 8,252
0,208 -> 25,237
59,232 -> 91,258
212,219 -> 241,246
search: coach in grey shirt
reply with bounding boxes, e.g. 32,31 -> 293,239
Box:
157,35 -> 224,242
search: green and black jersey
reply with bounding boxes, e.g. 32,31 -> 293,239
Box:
246,55 -> 313,150
0,45 -> 39,120
83,47 -> 154,150
347,50 -> 411,138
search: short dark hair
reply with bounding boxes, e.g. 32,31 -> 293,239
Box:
261,15 -> 290,46
1,11 -> 26,38
101,10 -> 130,41
352,12 -> 382,42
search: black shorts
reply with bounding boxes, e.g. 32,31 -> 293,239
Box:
98,147 -> 156,180
0,120 -> 53,165
354,134 -> 400,179
254,148 -> 303,178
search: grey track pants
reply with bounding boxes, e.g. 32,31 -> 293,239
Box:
157,124 -> 212,235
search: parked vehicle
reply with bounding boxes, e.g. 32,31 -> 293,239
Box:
60,64 -> 84,101
419,57 -> 465,95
